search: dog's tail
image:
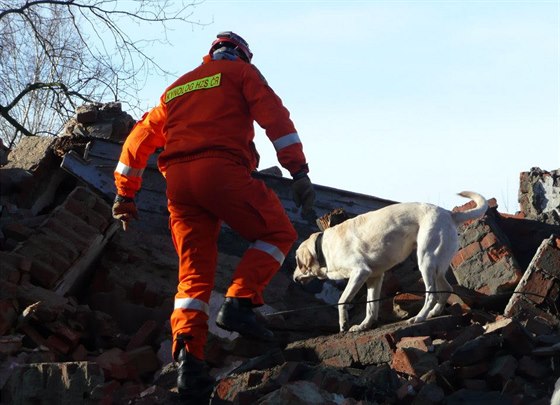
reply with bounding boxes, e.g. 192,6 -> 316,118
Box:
450,191 -> 488,225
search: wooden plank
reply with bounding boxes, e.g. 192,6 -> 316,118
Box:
53,221 -> 120,296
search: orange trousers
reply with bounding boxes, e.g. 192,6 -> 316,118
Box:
166,158 -> 297,360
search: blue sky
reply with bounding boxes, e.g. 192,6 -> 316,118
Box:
132,0 -> 559,213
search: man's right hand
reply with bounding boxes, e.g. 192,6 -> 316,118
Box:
112,195 -> 139,231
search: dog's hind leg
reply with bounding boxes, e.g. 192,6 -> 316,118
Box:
426,251 -> 456,319
349,273 -> 384,332
412,222 -> 458,323
338,268 -> 371,332
409,251 -> 439,324
426,268 -> 453,319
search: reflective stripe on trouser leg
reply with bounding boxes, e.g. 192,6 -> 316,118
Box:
226,239 -> 292,305
168,204 -> 221,361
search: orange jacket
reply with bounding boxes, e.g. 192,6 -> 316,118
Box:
115,57 -> 308,198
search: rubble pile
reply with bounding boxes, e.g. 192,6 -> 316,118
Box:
61,102 -> 135,143
0,104 -> 558,404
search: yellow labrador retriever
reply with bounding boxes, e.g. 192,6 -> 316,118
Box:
293,191 -> 488,332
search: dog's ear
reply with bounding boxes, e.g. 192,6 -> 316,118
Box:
296,243 -> 315,273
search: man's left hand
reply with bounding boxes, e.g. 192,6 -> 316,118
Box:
292,175 -> 316,215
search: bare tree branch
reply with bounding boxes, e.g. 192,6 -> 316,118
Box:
0,0 -> 206,146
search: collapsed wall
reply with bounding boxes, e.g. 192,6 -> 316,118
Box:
1,103 -> 559,404
518,167 -> 559,225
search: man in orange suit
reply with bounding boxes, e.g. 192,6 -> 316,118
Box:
112,31 -> 315,403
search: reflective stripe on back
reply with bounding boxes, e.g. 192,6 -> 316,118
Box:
115,161 -> 144,178
164,73 -> 222,103
249,240 -> 285,265
272,132 -> 301,152
174,297 -> 209,315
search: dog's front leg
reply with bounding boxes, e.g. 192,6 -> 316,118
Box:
349,274 -> 384,332
338,269 -> 371,332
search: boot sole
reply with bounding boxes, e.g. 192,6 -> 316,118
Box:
215,320 -> 274,342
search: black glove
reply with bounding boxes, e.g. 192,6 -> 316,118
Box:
112,195 -> 138,231
292,174 -> 315,215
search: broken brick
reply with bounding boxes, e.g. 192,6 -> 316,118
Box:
487,354 -> 518,389
396,336 -> 433,352
391,347 -> 418,376
126,319 -> 158,351
450,334 -> 501,367
517,355 -> 550,379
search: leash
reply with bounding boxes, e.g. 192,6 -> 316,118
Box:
263,289 -> 556,318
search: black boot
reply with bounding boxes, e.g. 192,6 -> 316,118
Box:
215,297 -> 274,341
175,338 -> 214,404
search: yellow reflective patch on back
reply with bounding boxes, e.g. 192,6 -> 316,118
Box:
164,73 -> 221,103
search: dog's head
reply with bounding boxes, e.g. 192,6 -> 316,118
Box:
293,233 -> 327,284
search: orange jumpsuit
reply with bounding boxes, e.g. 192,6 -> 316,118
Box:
114,56 -> 308,360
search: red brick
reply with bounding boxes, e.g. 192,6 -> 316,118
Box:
391,347 -> 418,376
504,295 -> 558,324
396,382 -> 416,400
481,232 -> 499,249
0,252 -> 32,273
49,321 -> 82,347
394,292 -> 424,305
524,316 -> 553,335
126,320 -> 158,351
96,348 -> 131,380
502,321 -> 535,356
0,300 -> 18,336
437,324 -> 484,361
462,379 -> 487,390
517,355 -> 549,378
213,374 -> 253,402
130,281 -> 146,303
534,238 -> 560,278
46,334 -> 72,355
0,335 -> 23,355
125,346 -> 160,376
396,336 -> 432,352
72,344 -> 88,361
450,334 -> 501,366
143,289 -> 159,308
456,361 -> 489,379
42,217 -> 92,251
487,355 -> 517,389
62,196 -> 109,232
455,242 -> 482,264
51,209 -> 99,242
485,246 -> 509,264
273,362 -> 306,386
29,263 -> 60,289
97,380 -> 122,404
2,221 -> 34,241
522,270 -> 555,305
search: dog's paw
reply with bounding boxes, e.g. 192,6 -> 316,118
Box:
348,324 -> 367,333
407,315 -> 426,324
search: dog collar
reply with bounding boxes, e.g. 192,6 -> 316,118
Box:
315,232 -> 327,268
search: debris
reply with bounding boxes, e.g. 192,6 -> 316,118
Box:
1,105 -> 558,403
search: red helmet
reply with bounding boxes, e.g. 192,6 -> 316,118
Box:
209,31 -> 253,63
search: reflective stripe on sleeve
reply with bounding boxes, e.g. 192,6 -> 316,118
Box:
249,240 -> 285,265
272,133 -> 301,152
174,297 -> 209,315
115,161 -> 145,178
